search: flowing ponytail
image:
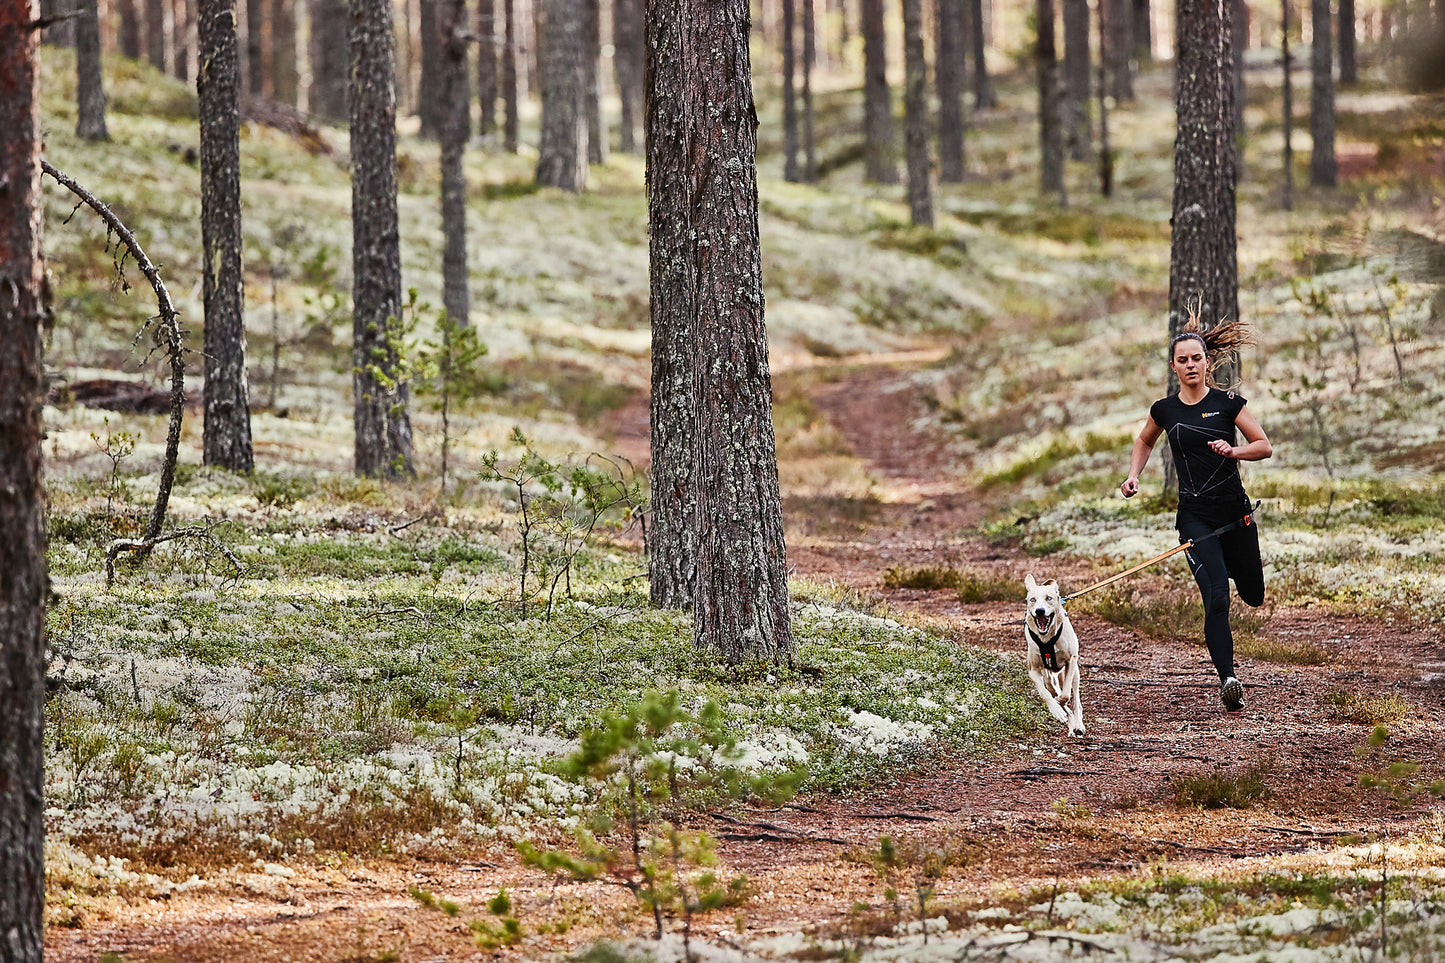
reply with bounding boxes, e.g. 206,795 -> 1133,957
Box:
1169,306 -> 1256,389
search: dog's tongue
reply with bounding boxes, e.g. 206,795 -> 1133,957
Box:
1035,612 -> 1052,630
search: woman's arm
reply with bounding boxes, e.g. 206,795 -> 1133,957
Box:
1208,404 -> 1273,462
1120,417 -> 1163,498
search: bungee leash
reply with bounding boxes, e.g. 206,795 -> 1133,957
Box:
1059,501 -> 1260,605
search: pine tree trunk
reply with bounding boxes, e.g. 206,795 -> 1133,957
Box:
1169,0 -> 1238,369
645,0 -> 695,608
1037,0 -> 1065,201
936,0 -> 966,181
77,0 -> 111,139
440,0 -> 470,325
1338,0 -> 1356,84
1309,0 -> 1336,185
802,0 -> 816,179
584,0 -> 606,162
244,0 -> 264,93
309,0 -> 347,119
902,0 -> 933,224
1282,0 -> 1294,209
198,0 -> 255,472
1233,0 -> 1246,168
613,0 -> 643,151
969,0 -> 995,108
417,0 -> 442,136
1107,0 -> 1133,101
0,8 -> 47,960
271,0 -> 297,102
645,0 -> 793,662
119,0 -> 143,57
173,0 -> 193,80
148,0 -> 168,69
861,0 -> 897,181
1063,0 -> 1090,160
351,0 -> 414,478
1097,0 -> 1113,195
1133,0 -> 1151,60
478,0 -> 497,134
41,0 -> 77,44
502,0 -> 520,151
536,0 -> 588,189
782,0 -> 799,181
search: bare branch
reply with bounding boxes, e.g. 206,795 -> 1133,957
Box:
105,525 -> 244,587
41,160 -> 187,549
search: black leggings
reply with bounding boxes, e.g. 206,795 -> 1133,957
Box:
1178,505 -> 1264,683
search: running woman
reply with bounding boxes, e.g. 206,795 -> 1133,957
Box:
1119,320 -> 1272,711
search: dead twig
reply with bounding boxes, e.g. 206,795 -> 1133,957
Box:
105,524 -> 244,587
855,812 -> 940,822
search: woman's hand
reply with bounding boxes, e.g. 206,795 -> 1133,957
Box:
1120,476 -> 1140,497
1208,438 -> 1236,458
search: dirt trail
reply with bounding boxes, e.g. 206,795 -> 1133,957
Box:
48,363 -> 1445,963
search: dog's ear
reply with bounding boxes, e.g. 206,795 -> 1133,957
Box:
1024,572 -> 1037,590
1043,578 -> 1058,588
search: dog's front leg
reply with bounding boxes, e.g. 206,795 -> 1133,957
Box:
1064,663 -> 1085,736
1029,669 -> 1071,726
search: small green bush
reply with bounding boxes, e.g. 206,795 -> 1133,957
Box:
1172,757 -> 1274,809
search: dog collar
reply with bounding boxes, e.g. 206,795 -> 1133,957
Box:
1028,624 -> 1061,672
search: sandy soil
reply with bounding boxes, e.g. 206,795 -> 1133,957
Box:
47,363 -> 1445,963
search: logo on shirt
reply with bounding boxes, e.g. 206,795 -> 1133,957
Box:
1200,411 -> 1222,418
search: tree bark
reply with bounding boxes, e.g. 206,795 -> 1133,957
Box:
802,0 -> 816,179
584,0 -> 606,162
148,0 -> 169,69
478,0 -> 497,134
0,7 -> 46,960
309,0 -> 348,120
244,0 -> 264,94
77,0 -> 111,140
861,0 -> 897,181
1282,0 -> 1294,209
936,0 -> 966,181
1063,0 -> 1090,160
1097,0 -> 1112,194
440,0 -> 470,325
1133,0 -> 1151,60
172,0 -> 194,80
536,0 -> 588,190
417,0 -> 442,137
1338,0 -> 1356,84
613,0 -> 643,151
41,0 -> 77,44
902,0 -> 933,224
119,0 -> 143,58
782,0 -> 799,181
1037,0 -> 1065,201
1169,0 -> 1239,385
1310,0 -> 1336,185
271,0 -> 298,102
197,0 -> 255,472
969,0 -> 995,108
502,0 -> 520,151
351,0 -> 414,477
1107,0 -> 1134,101
645,0 -> 793,663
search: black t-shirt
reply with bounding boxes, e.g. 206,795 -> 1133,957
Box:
1150,388 -> 1249,505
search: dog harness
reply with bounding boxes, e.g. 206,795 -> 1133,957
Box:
1027,624 -> 1062,672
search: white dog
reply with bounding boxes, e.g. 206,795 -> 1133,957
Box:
1023,573 -> 1085,737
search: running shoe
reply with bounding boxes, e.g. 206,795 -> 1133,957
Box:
1221,676 -> 1245,712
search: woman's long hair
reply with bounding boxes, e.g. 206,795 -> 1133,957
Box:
1171,307 -> 1256,389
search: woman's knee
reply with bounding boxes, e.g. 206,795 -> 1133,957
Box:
1237,583 -> 1265,608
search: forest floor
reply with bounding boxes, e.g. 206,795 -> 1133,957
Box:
46,359 -> 1445,963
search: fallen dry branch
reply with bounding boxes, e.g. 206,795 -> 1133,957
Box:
42,160 -> 188,566
104,525 -> 244,587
